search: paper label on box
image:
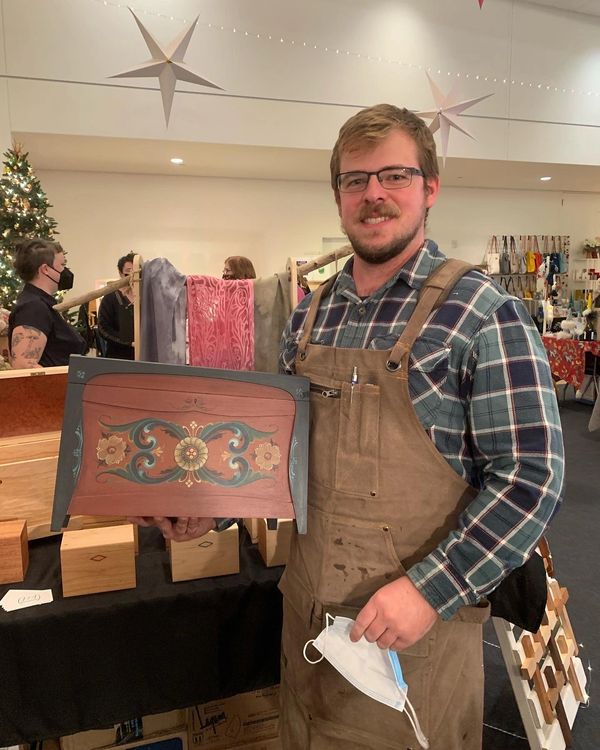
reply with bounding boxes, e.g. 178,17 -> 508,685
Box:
0,588 -> 53,612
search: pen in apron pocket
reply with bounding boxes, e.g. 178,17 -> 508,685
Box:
350,365 -> 358,404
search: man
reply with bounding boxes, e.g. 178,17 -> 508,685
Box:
8,238 -> 85,368
97,252 -> 136,359
134,104 -> 563,748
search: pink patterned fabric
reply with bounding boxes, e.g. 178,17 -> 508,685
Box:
187,276 -> 255,370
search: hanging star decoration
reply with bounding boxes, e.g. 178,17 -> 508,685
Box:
416,73 -> 493,165
110,8 -> 223,126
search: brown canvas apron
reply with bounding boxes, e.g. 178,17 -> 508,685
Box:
279,260 -> 490,750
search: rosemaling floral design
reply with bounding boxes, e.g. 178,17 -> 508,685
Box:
95,417 -> 280,489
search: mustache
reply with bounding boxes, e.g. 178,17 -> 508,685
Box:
358,205 -> 400,221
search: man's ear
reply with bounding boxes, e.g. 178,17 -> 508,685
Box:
424,176 -> 440,208
335,191 -> 342,217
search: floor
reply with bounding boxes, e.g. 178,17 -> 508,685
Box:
483,399 -> 599,749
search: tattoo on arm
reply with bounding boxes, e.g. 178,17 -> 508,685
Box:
9,325 -> 47,369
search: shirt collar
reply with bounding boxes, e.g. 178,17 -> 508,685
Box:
331,240 -> 447,302
23,282 -> 57,306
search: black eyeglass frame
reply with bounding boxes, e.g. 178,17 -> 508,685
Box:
336,166 -> 425,193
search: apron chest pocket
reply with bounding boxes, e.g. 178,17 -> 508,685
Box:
309,379 -> 381,496
335,382 -> 380,496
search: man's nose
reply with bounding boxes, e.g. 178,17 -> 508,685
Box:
362,173 -> 387,201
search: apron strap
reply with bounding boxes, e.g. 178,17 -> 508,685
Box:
386,259 -> 475,370
296,274 -> 339,360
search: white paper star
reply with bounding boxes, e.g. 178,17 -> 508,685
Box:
110,8 -> 223,125
417,73 -> 493,164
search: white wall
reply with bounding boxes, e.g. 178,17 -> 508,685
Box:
3,0 -> 600,166
38,169 -> 600,296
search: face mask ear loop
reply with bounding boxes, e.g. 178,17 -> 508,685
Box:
303,613 -> 334,665
403,696 -> 430,750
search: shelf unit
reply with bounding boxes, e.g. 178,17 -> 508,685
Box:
569,257 -> 600,297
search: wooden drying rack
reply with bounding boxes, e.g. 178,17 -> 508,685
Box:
53,248 -> 354,358
287,245 -> 353,308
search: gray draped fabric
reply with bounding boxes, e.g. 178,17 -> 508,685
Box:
140,257 -> 187,364
253,273 -> 291,374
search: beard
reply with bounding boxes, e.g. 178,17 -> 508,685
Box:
342,202 -> 427,265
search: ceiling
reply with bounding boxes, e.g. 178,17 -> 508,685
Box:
15,132 -> 600,194
520,0 -> 600,16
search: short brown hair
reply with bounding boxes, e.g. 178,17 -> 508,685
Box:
330,104 -> 438,198
13,238 -> 63,282
224,256 -> 256,280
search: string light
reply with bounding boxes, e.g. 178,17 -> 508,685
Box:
87,0 -> 600,99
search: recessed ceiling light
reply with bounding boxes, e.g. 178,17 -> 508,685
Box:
539,176 -> 552,181
170,157 -> 184,165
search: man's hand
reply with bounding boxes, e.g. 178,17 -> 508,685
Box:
350,576 -> 438,651
127,516 -> 216,542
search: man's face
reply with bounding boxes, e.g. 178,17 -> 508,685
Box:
222,262 -> 234,280
120,261 -> 134,278
43,251 -> 66,281
336,130 -> 439,265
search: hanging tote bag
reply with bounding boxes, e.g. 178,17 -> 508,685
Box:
534,236 -> 544,276
486,235 -> 501,274
525,235 -> 536,274
509,235 -> 520,274
556,236 -> 568,273
499,235 -> 511,274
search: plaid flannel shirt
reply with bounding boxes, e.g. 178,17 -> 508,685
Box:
280,241 -> 564,619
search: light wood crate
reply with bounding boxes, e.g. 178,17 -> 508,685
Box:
60,524 -> 136,597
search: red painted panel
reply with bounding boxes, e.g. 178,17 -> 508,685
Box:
68,373 -> 296,520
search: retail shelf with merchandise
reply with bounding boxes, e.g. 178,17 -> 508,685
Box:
570,257 -> 599,285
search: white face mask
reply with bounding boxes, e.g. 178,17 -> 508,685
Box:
303,614 -> 429,750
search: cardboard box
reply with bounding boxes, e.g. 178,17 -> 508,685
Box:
60,524 -> 136,597
99,731 -> 187,750
60,714 -> 187,750
169,524 -> 239,582
189,687 -> 279,749
0,519 -> 29,584
257,519 -> 293,568
234,738 -> 281,750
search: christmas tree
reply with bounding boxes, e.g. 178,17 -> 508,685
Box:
0,144 -> 58,309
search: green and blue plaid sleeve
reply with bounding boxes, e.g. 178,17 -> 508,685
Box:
407,298 -> 564,619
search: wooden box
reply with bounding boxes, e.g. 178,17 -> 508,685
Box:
169,523 -> 239,582
0,519 -> 29,584
60,524 -> 136,597
0,431 -> 61,539
0,430 -> 128,540
257,518 -> 294,568
0,365 -> 68,439
51,357 -> 309,533
244,517 -> 260,543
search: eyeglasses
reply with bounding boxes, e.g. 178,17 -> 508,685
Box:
336,166 -> 424,193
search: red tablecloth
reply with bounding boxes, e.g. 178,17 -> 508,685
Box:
542,336 -> 600,389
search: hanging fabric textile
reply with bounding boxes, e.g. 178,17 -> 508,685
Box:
187,275 -> 255,370
253,272 -> 292,373
140,257 -> 187,364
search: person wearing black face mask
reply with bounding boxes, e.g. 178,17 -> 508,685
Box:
7,238 -> 86,368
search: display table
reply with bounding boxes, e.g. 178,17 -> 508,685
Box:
541,336 -> 600,390
0,526 -> 283,744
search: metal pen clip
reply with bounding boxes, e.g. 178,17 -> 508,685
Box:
350,366 -> 358,404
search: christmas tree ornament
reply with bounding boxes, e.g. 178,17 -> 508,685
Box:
417,73 -> 493,165
110,8 -> 223,126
